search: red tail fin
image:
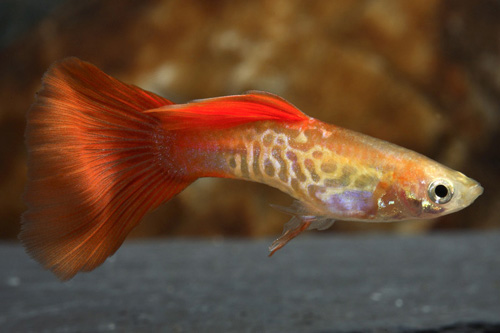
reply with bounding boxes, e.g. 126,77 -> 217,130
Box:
21,58 -> 192,280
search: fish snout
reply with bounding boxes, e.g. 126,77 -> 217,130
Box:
467,183 -> 483,202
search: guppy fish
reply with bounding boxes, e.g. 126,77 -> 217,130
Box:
21,58 -> 483,280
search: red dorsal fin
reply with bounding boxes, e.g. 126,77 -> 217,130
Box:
146,91 -> 309,130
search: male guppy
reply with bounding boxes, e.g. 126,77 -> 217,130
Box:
21,58 -> 483,280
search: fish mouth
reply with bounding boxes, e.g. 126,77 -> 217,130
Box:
468,184 -> 484,202
443,180 -> 483,216
458,180 -> 483,209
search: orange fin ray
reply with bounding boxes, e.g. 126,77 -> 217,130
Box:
268,216 -> 313,256
268,202 -> 335,256
20,58 -> 191,280
147,90 -> 308,130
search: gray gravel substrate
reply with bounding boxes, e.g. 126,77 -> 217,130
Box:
1,232 -> 499,332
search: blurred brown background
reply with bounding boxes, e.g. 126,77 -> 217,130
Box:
1,0 -> 498,240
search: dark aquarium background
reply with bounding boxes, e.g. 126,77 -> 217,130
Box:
1,0 -> 499,240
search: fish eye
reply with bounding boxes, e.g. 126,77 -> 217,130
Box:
428,180 -> 454,204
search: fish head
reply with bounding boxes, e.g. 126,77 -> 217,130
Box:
379,160 -> 483,220
419,169 -> 483,218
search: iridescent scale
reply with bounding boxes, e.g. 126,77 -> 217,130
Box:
223,121 -> 384,218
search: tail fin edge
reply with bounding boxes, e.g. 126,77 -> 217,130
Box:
20,58 -> 191,280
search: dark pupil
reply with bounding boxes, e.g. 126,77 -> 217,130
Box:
434,184 -> 448,198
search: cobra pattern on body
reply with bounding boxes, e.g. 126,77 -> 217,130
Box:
224,124 -> 382,217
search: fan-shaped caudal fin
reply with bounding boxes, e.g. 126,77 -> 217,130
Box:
20,58 -> 192,280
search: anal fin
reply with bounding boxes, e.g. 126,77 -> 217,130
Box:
268,202 -> 335,256
268,216 -> 313,256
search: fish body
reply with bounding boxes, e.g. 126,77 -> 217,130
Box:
21,58 -> 482,279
